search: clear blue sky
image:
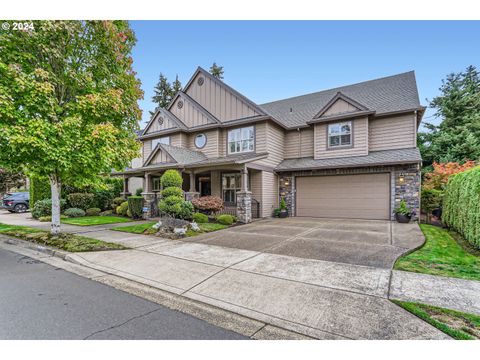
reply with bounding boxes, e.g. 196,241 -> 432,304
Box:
130,21 -> 480,129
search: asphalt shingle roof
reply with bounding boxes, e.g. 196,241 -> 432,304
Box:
159,144 -> 207,164
259,71 -> 421,128
275,148 -> 422,171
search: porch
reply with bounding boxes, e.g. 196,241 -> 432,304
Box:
119,165 -> 262,222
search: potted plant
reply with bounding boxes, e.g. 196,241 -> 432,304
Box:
278,198 -> 288,218
394,200 -> 412,223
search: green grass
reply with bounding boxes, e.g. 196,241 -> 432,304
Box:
111,221 -> 157,234
0,223 -> 127,252
394,224 -> 480,281
185,222 -> 227,237
61,216 -> 133,226
392,300 -> 480,340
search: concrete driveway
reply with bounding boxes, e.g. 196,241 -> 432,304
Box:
187,217 -> 425,269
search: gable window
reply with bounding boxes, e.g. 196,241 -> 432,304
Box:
151,136 -> 170,149
228,126 -> 254,154
328,121 -> 352,148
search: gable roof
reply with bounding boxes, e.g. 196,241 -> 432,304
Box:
143,143 -> 206,167
142,107 -> 187,135
168,91 -> 221,125
182,67 -> 268,118
313,92 -> 369,119
259,71 -> 422,128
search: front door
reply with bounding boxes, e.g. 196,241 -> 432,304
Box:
198,176 -> 211,197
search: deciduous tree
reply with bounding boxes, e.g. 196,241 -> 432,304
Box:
0,21 -> 143,234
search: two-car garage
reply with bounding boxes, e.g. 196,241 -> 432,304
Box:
295,173 -> 391,220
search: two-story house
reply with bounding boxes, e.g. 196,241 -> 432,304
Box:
116,67 -> 424,223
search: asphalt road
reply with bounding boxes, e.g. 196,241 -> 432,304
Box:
0,249 -> 247,340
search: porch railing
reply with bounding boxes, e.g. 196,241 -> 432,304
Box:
216,198 -> 261,219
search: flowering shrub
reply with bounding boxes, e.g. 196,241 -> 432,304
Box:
191,196 -> 224,214
423,161 -> 476,190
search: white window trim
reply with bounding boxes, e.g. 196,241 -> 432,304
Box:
328,121 -> 352,148
227,126 -> 255,154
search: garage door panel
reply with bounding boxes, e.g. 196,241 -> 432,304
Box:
296,174 -> 390,220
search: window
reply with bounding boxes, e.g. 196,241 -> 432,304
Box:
328,121 -> 352,148
195,133 -> 207,149
222,173 -> 241,204
227,126 -> 254,154
152,177 -> 161,191
151,136 -> 170,149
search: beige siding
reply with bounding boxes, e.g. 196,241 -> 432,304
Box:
186,72 -> 261,121
254,122 -> 267,154
187,129 -> 220,158
284,128 -> 314,159
260,171 -> 278,217
250,170 -> 262,206
171,133 -> 188,147
128,177 -> 144,194
144,114 -> 177,134
251,121 -> 284,168
170,96 -> 212,128
369,113 -> 416,151
218,129 -> 226,157
314,117 -> 368,159
322,98 -> 359,116
142,140 -> 152,164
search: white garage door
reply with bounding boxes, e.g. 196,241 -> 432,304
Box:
296,173 -> 390,220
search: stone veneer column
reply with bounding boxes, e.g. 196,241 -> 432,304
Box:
393,165 -> 421,221
236,191 -> 252,223
279,175 -> 293,216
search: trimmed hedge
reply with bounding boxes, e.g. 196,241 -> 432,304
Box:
86,207 -> 101,216
160,170 -> 183,188
443,166 -> 480,249
216,214 -> 234,226
116,201 -> 129,216
127,196 -> 144,219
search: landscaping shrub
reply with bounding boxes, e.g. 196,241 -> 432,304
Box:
31,199 -> 67,219
193,212 -> 208,223
216,214 -> 234,226
127,209 -> 132,218
161,186 -> 183,198
135,188 -> 143,196
99,210 -> 113,216
116,201 -> 129,216
191,196 -> 224,214
67,193 -> 94,210
85,207 -> 101,216
443,166 -> 480,249
127,196 -> 144,219
39,215 -> 67,222
160,170 -> 183,188
421,189 -> 443,220
64,208 -> 86,218
112,196 -> 126,209
158,170 -> 192,220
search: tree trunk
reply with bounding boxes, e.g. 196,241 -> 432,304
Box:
49,174 -> 62,235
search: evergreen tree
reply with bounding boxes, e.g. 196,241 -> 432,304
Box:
209,62 -> 224,80
151,73 -> 173,115
171,74 -> 182,96
418,65 -> 480,172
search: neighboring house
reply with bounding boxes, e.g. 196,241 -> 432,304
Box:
116,67 -> 424,222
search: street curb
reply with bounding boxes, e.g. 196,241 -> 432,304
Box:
0,236 -> 313,340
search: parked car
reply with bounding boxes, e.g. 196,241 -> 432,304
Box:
1,192 -> 30,213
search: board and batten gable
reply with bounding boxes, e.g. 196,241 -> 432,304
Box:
369,112 -> 417,151
314,117 -> 369,159
150,149 -> 174,165
322,98 -> 361,117
144,113 -> 178,135
284,128 -> 314,159
170,95 -> 214,128
186,72 -> 262,121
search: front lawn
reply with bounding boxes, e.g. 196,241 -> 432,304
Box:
392,300 -> 480,340
185,222 -> 227,237
0,223 -> 127,252
111,221 -> 157,234
394,224 -> 480,281
61,216 -> 134,226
